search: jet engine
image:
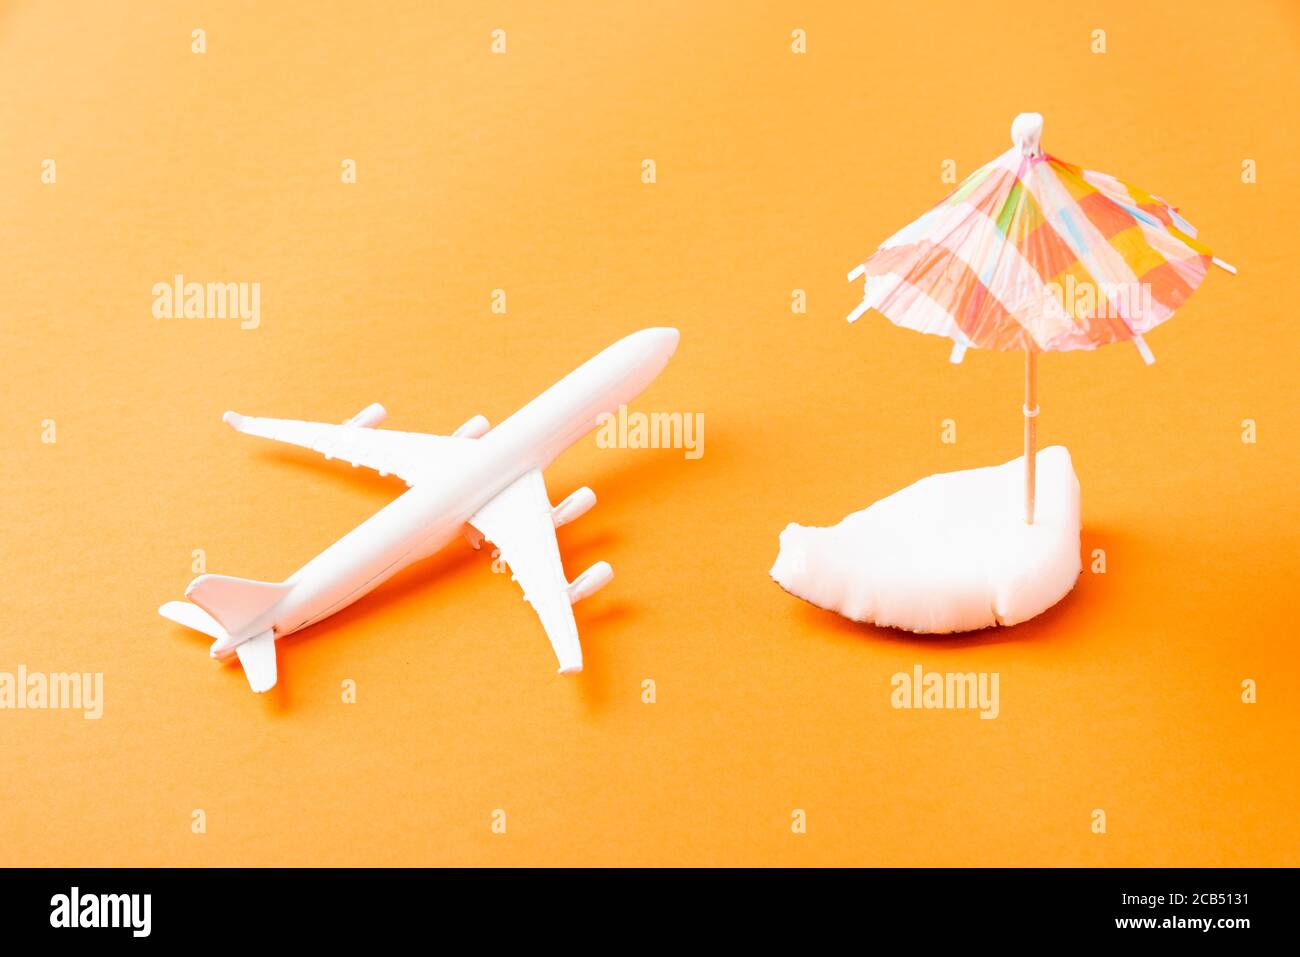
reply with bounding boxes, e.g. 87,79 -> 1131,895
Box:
452,414 -> 490,439
343,403 -> 387,428
567,561 -> 613,605
551,487 -> 596,529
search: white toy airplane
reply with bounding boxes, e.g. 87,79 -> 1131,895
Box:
159,327 -> 680,693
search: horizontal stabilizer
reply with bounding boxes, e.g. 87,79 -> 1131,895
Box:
234,630 -> 278,693
185,574 -> 292,637
159,600 -> 227,640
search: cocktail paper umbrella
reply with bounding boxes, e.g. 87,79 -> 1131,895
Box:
847,113 -> 1234,523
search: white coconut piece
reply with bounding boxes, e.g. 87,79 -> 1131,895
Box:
770,446 -> 1081,633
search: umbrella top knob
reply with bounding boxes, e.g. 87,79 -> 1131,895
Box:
1011,112 -> 1044,157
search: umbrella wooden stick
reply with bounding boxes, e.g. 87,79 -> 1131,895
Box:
1023,348 -> 1038,524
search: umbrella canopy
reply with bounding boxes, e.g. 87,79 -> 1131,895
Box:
848,113 -> 1234,365
846,114 -> 1233,524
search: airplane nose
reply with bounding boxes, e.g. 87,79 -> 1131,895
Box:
642,327 -> 680,357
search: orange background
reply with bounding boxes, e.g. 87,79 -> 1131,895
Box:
1,1 -> 1296,866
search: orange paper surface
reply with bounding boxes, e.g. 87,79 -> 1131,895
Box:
0,1 -> 1296,866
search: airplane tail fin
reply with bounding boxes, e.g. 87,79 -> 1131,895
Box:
159,582 -> 285,694
183,574 -> 292,637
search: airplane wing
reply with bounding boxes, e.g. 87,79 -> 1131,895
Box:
469,469 -> 611,674
222,409 -> 474,485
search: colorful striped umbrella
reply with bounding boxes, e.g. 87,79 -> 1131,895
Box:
847,113 -> 1234,523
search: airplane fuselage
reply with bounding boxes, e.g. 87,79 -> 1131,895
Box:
209,328 -> 678,659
